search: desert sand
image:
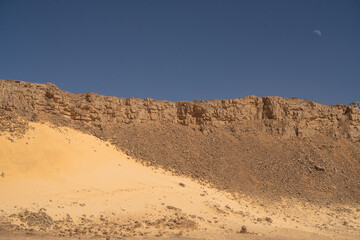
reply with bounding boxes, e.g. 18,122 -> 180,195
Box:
0,122 -> 359,240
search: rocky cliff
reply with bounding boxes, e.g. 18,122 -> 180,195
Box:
1,79 -> 359,142
1,79 -> 360,204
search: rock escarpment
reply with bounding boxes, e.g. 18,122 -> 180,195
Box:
1,79 -> 360,204
1,79 -> 359,142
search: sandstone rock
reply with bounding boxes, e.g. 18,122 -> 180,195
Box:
349,102 -> 360,109
239,225 -> 247,234
314,165 -> 325,171
0,79 -> 359,142
265,217 -> 273,223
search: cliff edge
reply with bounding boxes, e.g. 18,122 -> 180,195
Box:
1,79 -> 359,141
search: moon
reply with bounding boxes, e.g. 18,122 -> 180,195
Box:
313,29 -> 322,37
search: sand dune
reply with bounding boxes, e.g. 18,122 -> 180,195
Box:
0,122 -> 359,239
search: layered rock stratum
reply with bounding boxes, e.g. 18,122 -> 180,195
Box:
1,79 -> 360,204
1,79 -> 359,141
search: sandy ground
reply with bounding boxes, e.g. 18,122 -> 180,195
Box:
0,123 -> 359,240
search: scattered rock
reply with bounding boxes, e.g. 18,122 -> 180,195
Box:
17,210 -> 54,228
265,217 -> 273,223
166,206 -> 181,211
314,165 -> 325,171
239,225 -> 247,234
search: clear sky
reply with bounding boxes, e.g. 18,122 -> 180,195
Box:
0,0 -> 359,105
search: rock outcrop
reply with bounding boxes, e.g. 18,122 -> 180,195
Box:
1,79 -> 359,142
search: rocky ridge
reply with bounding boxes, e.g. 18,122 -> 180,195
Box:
1,79 -> 359,142
1,79 -> 360,204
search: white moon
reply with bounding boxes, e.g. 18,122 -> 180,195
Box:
313,29 -> 322,37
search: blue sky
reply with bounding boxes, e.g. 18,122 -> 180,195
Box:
0,0 -> 359,104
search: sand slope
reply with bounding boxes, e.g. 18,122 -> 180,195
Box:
0,123 -> 359,240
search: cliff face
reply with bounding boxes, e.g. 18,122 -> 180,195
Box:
1,79 -> 360,204
1,79 -> 359,142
